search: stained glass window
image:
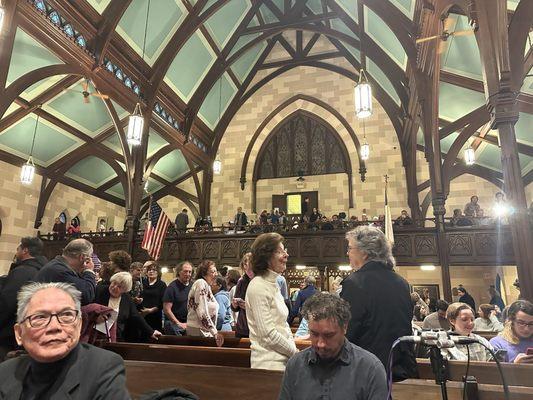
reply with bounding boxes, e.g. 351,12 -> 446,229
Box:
115,69 -> 124,81
63,24 -> 74,37
75,35 -> 86,48
49,11 -> 61,26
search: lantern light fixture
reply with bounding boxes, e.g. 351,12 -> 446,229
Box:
354,69 -> 373,118
127,103 -> 144,145
0,3 -> 5,32
21,108 -> 41,185
464,146 -> 475,165
360,119 -> 370,161
213,155 -> 222,175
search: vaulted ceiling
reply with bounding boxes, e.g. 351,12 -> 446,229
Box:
0,0 -> 531,213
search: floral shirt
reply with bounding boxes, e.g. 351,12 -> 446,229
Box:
186,278 -> 219,336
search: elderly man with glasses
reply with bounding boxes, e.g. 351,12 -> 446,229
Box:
0,282 -> 130,399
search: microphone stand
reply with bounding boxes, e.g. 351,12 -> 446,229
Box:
429,346 -> 450,400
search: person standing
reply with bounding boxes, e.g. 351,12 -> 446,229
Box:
186,260 -> 224,347
234,207 -> 248,230
231,253 -> 253,338
0,237 -> 47,360
246,233 -> 298,370
288,276 -> 316,324
35,239 -> 96,306
162,261 -> 193,335
341,226 -> 417,381
212,276 -> 232,331
457,286 -> 476,312
488,285 -> 505,312
140,262 -> 167,332
175,209 -> 189,234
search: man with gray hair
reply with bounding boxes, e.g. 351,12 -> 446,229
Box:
0,282 -> 130,399
341,225 -> 416,381
279,292 -> 387,399
288,275 -> 317,325
35,239 -> 96,305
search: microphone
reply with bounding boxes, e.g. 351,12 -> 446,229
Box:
399,331 -> 478,348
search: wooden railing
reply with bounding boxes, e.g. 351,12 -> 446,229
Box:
39,223 -> 515,267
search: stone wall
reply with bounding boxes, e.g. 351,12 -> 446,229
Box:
0,160 -> 125,274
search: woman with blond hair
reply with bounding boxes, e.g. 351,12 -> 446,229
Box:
443,302 -> 492,361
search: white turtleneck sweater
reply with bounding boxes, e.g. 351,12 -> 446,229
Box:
246,269 -> 298,370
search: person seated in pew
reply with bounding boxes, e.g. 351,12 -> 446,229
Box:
474,304 -> 504,332
211,276 -> 232,332
0,282 -> 130,399
442,302 -> 493,361
186,260 -> 224,347
422,299 -> 450,330
490,300 -> 533,363
247,233 -> 298,371
279,292 -> 387,400
95,272 -> 162,343
231,253 -> 253,338
162,261 -> 193,336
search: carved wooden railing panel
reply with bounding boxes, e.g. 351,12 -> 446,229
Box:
40,226 -> 515,267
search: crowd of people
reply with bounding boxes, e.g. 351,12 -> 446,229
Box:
0,226 -> 531,399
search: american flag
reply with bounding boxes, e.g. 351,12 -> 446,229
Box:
141,201 -> 171,260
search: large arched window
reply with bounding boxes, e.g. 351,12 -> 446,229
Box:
254,110 -> 351,180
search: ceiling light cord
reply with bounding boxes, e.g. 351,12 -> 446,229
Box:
29,106 -> 42,157
141,0 -> 151,61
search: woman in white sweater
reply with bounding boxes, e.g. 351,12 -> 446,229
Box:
474,304 -> 504,332
246,233 -> 298,370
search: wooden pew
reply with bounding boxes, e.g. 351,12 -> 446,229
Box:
155,334 -> 311,350
105,342 -> 252,367
124,361 -> 533,400
417,358 -> 533,387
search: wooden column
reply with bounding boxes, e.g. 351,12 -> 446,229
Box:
489,90 -> 533,301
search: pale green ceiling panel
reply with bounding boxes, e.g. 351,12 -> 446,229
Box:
152,149 -> 190,182
105,183 -> 125,200
390,0 -> 416,19
259,4 -> 279,24
335,0 -> 357,22
476,145 -> 502,172
102,132 -> 124,154
198,73 -> 237,129
438,81 -> 485,121
45,80 -> 115,137
4,103 -> 20,117
117,0 -> 187,66
417,128 -> 424,146
205,0 -> 250,49
520,69 -> 533,96
440,131 -> 459,154
7,28 -> 63,85
519,154 -> 533,173
86,0 -> 111,13
441,16 -> 482,79
147,130 -> 169,157
248,15 -> 260,28
20,75 -> 68,103
0,115 -> 81,166
515,113 -> 533,146
164,32 -> 216,102
343,43 -> 361,61
365,7 -> 407,69
232,42 -> 267,82
307,0 -> 324,14
367,59 -> 401,105
229,33 -> 262,58
271,0 -> 285,12
66,156 -> 116,187
507,0 -> 519,11
330,18 -> 357,39
143,177 -> 165,197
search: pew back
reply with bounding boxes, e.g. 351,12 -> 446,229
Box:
155,335 -> 310,350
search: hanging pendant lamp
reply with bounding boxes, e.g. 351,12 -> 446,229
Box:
21,110 -> 41,185
354,69 -> 373,118
464,146 -> 475,165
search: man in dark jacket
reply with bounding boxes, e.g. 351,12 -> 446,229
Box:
35,238 -> 96,306
0,237 -> 46,360
457,286 -> 476,312
341,226 -> 417,381
175,209 -> 189,234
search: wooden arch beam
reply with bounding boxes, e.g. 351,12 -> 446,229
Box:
34,177 -> 58,229
240,93 -> 366,194
508,0 -> 533,90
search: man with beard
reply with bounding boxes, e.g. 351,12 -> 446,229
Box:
279,292 -> 387,400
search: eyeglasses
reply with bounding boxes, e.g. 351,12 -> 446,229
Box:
514,319 -> 533,328
21,309 -> 79,328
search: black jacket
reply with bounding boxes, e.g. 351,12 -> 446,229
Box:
0,343 -> 130,399
0,256 -> 47,345
340,260 -> 417,381
95,284 -> 154,342
459,293 -> 476,312
35,256 -> 96,305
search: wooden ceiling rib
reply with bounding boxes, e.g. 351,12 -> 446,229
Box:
0,0 -> 531,218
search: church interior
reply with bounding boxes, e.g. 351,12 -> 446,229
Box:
0,0 -> 532,397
